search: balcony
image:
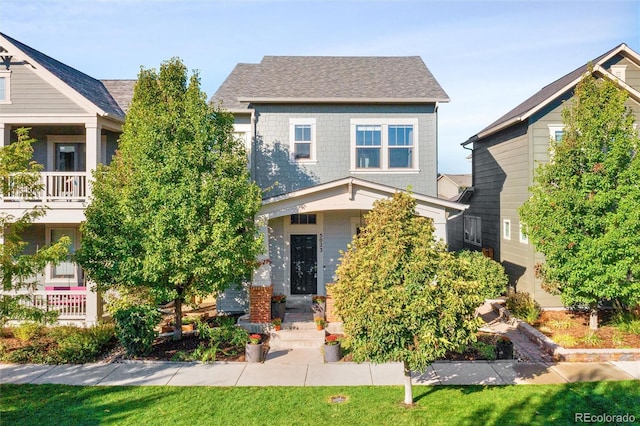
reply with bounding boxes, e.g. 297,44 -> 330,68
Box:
2,172 -> 87,203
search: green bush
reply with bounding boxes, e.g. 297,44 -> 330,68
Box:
113,305 -> 161,357
14,322 -> 44,341
506,290 -> 541,324
611,310 -> 640,334
456,250 -> 509,299
50,324 -> 116,363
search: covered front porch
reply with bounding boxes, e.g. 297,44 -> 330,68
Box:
242,177 -> 467,325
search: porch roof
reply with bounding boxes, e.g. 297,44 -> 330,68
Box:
258,177 -> 468,221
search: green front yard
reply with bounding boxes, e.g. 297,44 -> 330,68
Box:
2,381 -> 638,425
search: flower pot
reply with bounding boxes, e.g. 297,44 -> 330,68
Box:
316,324 -> 324,331
496,341 -> 514,359
245,343 -> 263,363
273,324 -> 281,331
312,302 -> 326,320
324,343 -> 341,362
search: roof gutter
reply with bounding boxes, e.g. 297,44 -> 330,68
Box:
238,96 -> 450,104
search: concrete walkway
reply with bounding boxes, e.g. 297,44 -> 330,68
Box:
1,355 -> 637,387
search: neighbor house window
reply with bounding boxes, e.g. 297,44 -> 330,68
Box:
351,119 -> 418,171
291,214 -> 317,225
503,219 -> 511,240
464,216 -> 481,246
0,70 -> 11,104
289,118 -> 316,162
519,223 -> 528,244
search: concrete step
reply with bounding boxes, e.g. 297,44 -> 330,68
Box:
269,328 -> 326,349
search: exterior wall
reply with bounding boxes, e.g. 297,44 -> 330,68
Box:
437,177 -> 460,200
0,63 -> 86,115
268,216 -> 286,295
252,104 -> 438,198
322,210 -> 361,284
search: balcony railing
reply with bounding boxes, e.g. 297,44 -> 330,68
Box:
10,289 -> 87,319
2,172 -> 87,202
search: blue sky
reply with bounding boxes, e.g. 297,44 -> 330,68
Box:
1,0 -> 638,173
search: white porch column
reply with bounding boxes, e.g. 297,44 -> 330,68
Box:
252,222 -> 272,287
0,123 -> 9,147
85,282 -> 99,325
85,121 -> 101,199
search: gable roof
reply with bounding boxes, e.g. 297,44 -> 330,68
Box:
463,43 -> 640,145
0,32 -> 126,120
211,56 -> 449,111
101,79 -> 137,114
438,173 -> 471,188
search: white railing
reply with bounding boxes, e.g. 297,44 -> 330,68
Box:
12,289 -> 87,319
2,172 -> 87,202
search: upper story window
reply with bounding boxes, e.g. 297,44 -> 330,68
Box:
351,119 -> 418,172
289,118 -> 316,163
0,70 -> 11,104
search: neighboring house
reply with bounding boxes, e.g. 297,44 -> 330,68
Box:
0,33 -> 135,324
437,173 -> 471,201
460,43 -> 640,308
211,56 -> 467,319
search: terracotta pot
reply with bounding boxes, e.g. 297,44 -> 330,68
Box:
273,324 -> 281,331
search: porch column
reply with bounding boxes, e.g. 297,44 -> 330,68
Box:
85,282 -> 99,325
85,121 -> 101,199
0,123 -> 9,146
250,222 -> 272,323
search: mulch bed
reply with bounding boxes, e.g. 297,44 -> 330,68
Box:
532,310 -> 640,349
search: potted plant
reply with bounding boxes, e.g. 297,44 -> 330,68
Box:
245,333 -> 263,363
312,295 -> 326,320
495,336 -> 514,359
315,317 -> 325,331
324,334 -> 341,362
271,294 -> 287,321
271,317 -> 282,331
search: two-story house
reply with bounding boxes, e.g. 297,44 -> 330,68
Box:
0,33 -> 135,324
211,56 -> 467,320
460,43 -> 640,308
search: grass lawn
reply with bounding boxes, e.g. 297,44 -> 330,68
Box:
2,381 -> 638,425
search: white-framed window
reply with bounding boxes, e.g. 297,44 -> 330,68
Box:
289,118 -> 316,163
548,125 -> 564,160
503,219 -> 511,240
519,223 -> 528,244
45,227 -> 80,283
464,216 -> 481,246
0,70 -> 11,104
350,118 -> 418,172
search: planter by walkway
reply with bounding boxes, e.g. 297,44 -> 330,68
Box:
245,343 -> 263,363
324,343 -> 341,362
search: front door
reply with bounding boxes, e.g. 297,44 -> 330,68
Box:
290,234 -> 317,294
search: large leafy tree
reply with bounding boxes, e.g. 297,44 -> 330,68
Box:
77,58 -> 263,339
1,128 -> 69,326
333,192 -> 505,405
520,71 -> 640,329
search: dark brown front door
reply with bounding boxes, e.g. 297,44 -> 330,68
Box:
290,234 -> 317,294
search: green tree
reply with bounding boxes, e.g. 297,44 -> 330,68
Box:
333,192 -> 505,405
0,128 -> 69,326
519,71 -> 640,329
77,58 -> 263,339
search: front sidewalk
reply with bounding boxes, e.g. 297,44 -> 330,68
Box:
1,357 -> 637,387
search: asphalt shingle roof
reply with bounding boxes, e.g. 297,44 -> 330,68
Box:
211,56 -> 449,110
1,32 -> 126,120
467,44 -> 625,143
101,79 -> 136,114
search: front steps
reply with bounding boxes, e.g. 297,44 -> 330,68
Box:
269,313 -> 324,350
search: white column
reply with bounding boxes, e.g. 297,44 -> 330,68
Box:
85,121 -> 100,199
252,222 -> 272,287
0,123 -> 9,147
85,282 -> 99,325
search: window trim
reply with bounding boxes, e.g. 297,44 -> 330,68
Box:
0,70 -> 12,104
350,118 -> 419,173
289,118 -> 317,164
519,223 -> 528,244
464,215 -> 482,247
45,227 -> 81,283
503,219 -> 511,240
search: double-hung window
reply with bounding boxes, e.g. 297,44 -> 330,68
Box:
289,118 -> 316,163
351,119 -> 418,171
0,70 -> 11,104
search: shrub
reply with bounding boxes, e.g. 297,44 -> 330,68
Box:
506,290 -> 541,323
611,310 -> 640,334
553,334 -> 578,348
50,324 -> 116,363
113,305 -> 161,357
456,250 -> 509,299
14,322 -> 44,341
581,331 -> 602,347
471,341 -> 497,361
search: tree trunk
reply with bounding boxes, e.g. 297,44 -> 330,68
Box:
403,360 -> 414,405
173,292 -> 184,340
589,305 -> 599,330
